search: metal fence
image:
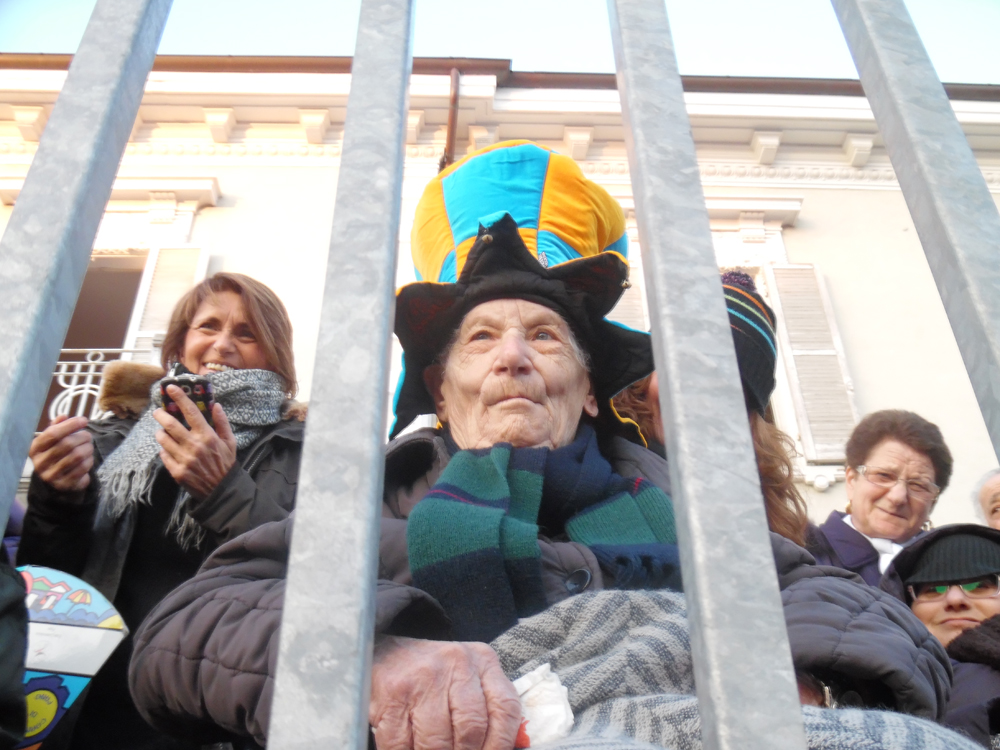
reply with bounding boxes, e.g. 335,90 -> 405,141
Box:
1,0 -> 998,748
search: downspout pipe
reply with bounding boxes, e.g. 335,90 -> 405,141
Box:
439,67 -> 460,172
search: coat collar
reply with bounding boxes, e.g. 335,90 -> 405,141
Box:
819,510 -> 880,570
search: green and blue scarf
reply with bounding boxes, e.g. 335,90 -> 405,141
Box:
407,424 -> 677,641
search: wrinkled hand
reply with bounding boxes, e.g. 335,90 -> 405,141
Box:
29,415 -> 94,493
370,636 -> 522,750
154,384 -> 237,499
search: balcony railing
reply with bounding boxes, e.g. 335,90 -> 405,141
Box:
45,349 -> 152,425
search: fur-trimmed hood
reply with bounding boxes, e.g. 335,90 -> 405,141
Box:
97,360 -> 307,422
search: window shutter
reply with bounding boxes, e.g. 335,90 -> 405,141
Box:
138,247 -> 202,331
764,264 -> 858,463
123,246 -> 206,358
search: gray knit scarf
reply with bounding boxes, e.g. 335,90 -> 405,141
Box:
95,368 -> 286,549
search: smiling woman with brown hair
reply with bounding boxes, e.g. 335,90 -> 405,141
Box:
808,409 -> 953,586
18,272 -> 305,750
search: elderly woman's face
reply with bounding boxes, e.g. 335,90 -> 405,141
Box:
845,439 -> 937,543
425,299 -> 598,450
181,291 -> 270,375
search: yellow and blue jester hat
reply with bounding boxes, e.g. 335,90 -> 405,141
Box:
411,140 -> 629,282
392,140 -> 652,440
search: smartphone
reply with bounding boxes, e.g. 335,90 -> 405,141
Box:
160,374 -> 215,430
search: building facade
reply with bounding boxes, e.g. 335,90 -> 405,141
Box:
1,55 -> 998,524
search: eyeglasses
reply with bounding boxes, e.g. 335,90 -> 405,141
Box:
855,465 -> 940,503
908,574 -> 1000,602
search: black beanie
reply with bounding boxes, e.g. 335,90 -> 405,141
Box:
721,271 -> 777,414
905,533 -> 1000,585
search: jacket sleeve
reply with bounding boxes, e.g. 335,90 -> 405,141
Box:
17,473 -> 97,574
129,519 -> 289,746
130,515 -> 450,745
0,562 -> 26,750
781,573 -> 952,721
186,437 -> 301,547
17,420 -> 129,573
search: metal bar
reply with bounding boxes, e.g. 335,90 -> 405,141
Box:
606,1 -> 807,748
0,0 -> 172,525
266,0 -> 414,746
831,0 -> 1000,460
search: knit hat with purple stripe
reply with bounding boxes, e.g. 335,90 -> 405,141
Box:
722,271 -> 777,414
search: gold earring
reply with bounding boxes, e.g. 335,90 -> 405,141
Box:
845,502 -> 852,514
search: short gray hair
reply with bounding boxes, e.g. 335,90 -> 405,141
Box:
973,468 -> 1000,521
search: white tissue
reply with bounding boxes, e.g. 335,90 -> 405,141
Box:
512,663 -> 574,746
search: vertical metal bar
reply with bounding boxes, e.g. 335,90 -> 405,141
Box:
606,1 -> 807,748
0,0 -> 172,525
267,0 -> 414,747
831,0 -> 1000,460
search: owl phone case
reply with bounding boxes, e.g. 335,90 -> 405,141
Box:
160,374 -> 215,430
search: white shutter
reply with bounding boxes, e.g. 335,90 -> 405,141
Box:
138,247 -> 202,331
764,264 -> 858,463
123,246 -> 207,357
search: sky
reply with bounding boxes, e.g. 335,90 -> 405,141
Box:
0,0 -> 997,83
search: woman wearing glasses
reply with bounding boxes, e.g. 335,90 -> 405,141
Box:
806,410 -> 953,585
881,525 -> 1000,748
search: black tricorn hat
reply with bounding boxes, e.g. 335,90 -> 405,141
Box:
391,212 -> 653,440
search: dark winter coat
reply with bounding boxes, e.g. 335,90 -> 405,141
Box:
806,510 -> 924,586
19,415 -> 305,599
128,428 -> 952,747
18,391 -> 305,750
0,559 -> 26,750
881,524 -> 1000,747
781,547 -> 950,719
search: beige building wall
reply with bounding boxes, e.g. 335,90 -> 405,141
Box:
177,165 -> 338,400
780,187 -> 996,525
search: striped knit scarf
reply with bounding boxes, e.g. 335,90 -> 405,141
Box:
407,424 -> 677,642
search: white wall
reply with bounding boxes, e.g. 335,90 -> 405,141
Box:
175,164 -> 339,401
780,187 -> 997,526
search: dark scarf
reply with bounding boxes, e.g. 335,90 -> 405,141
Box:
948,614 -> 1000,670
407,424 -> 677,641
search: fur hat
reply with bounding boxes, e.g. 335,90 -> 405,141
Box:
391,212 -> 652,440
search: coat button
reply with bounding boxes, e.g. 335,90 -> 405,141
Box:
564,568 -> 592,594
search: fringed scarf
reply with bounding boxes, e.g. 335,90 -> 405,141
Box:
406,424 -> 678,642
95,368 -> 286,549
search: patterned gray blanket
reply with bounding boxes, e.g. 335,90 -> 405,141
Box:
491,590 -> 979,750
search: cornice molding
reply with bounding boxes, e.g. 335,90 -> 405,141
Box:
579,159 -> 1000,192
2,54 -> 997,102
203,108 -> 235,143
0,176 -> 219,206
11,105 -> 47,141
2,137 -> 997,193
